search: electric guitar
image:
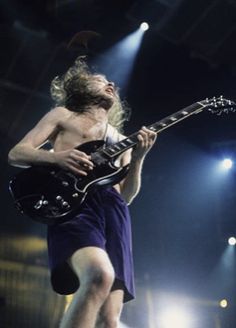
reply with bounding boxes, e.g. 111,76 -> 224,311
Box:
9,97 -> 236,224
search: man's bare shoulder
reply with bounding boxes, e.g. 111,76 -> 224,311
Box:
39,106 -> 73,128
48,106 -> 71,120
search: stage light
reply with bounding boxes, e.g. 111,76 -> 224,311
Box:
159,307 -> 193,328
219,299 -> 228,308
228,236 -> 236,246
140,22 -> 149,31
64,295 -> 73,312
221,158 -> 233,170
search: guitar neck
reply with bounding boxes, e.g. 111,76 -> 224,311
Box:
103,101 -> 206,158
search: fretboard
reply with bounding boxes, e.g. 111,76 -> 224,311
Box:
103,101 -> 205,158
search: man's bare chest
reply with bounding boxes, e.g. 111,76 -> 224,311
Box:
56,115 -> 107,148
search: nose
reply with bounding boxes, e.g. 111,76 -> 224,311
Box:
108,81 -> 115,87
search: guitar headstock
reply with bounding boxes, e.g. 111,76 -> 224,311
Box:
201,96 -> 236,115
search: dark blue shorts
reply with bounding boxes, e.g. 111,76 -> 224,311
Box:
47,187 -> 135,303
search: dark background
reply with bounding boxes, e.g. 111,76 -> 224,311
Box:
1,0 -> 236,327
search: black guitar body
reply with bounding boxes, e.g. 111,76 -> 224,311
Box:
9,140 -> 129,224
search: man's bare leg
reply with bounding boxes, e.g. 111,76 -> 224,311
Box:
59,247 -> 115,328
95,289 -> 124,328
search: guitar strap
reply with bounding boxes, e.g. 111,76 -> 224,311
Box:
105,123 -> 121,146
105,124 -> 125,167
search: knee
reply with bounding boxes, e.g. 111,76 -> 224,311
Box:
85,266 -> 115,299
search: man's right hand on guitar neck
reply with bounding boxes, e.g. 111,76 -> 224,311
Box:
53,149 -> 94,176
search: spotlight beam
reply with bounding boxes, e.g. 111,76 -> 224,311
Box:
93,27 -> 146,92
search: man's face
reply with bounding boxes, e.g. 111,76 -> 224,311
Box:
87,74 -> 118,109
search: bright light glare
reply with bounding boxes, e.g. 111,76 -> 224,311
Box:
159,307 -> 192,328
219,299 -> 228,308
221,158 -> 233,170
228,236 -> 236,246
140,22 -> 149,31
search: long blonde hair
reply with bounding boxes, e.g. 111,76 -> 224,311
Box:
50,56 -> 130,132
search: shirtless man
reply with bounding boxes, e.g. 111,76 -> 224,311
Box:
8,58 -> 156,328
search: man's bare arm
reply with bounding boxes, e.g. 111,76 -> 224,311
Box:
119,127 -> 157,204
8,107 -> 65,167
8,107 -> 94,176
